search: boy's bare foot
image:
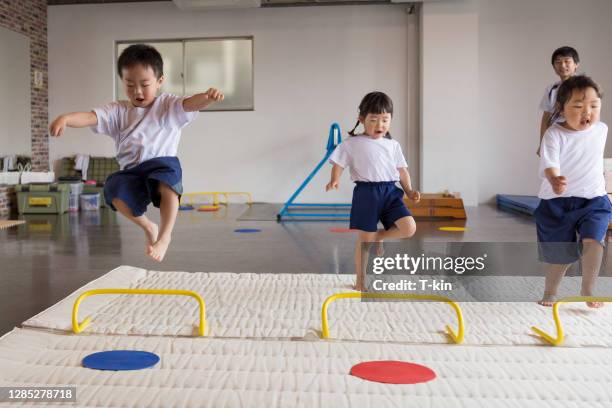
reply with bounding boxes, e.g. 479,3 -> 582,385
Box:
143,221 -> 158,252
538,293 -> 555,307
582,292 -> 604,308
149,237 -> 170,262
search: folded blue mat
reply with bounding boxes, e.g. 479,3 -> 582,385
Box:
496,194 -> 540,216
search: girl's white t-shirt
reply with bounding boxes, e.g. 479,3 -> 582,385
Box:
538,121 -> 608,199
329,135 -> 408,182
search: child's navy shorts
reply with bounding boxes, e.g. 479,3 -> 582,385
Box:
349,181 -> 412,232
104,156 -> 183,217
534,195 -> 612,264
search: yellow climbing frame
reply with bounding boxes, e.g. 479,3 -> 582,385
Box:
531,296 -> 611,346
321,292 -> 464,344
72,289 -> 206,336
181,191 -> 253,207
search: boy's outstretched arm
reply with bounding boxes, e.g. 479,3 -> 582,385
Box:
49,111 -> 98,137
399,167 -> 420,202
544,167 -> 567,195
326,163 -> 343,191
183,88 -> 225,112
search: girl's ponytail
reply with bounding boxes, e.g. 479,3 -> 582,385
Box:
348,120 -> 360,136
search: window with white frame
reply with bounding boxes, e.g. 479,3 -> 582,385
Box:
116,37 -> 254,111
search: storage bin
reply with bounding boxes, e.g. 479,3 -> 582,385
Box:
80,193 -> 100,211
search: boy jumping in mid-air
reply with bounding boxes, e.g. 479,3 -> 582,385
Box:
50,44 -> 224,262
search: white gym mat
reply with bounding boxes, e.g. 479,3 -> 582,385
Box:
22,266 -> 612,347
1,327 -> 611,407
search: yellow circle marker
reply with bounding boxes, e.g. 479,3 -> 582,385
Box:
198,205 -> 220,212
438,227 -> 467,232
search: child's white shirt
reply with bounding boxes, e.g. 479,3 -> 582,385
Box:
539,81 -> 564,124
329,135 -> 408,182
91,93 -> 198,170
538,121 -> 608,199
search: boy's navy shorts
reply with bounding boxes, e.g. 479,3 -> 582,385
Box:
104,156 -> 183,217
534,195 -> 612,264
349,181 -> 412,232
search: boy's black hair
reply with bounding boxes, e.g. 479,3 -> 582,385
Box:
117,44 -> 163,79
348,91 -> 394,139
551,46 -> 580,65
552,74 -> 602,124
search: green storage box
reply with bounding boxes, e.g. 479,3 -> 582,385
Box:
15,183 -> 70,214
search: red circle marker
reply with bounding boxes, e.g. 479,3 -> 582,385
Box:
350,361 -> 436,384
329,227 -> 357,233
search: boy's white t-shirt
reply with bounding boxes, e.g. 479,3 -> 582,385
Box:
538,121 -> 608,200
539,81 -> 564,124
91,93 -> 198,170
329,135 -> 408,182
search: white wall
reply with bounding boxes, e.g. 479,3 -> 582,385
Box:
421,0 -> 612,205
420,0 -> 479,205
48,2 -> 418,203
0,25 -> 30,157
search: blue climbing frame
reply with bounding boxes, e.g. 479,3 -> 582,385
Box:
277,123 -> 351,221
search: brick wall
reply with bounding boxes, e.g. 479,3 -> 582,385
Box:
0,0 -> 48,171
0,185 -> 16,216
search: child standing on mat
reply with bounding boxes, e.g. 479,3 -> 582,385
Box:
536,75 -> 611,308
49,44 -> 224,262
326,91 -> 420,291
538,46 -> 580,155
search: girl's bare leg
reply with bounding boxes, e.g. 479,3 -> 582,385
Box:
355,231 -> 377,291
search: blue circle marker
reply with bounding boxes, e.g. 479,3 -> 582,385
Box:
234,228 -> 261,233
179,205 -> 194,211
82,350 -> 160,371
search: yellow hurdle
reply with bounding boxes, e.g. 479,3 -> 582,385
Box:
181,191 -> 253,207
321,292 -> 464,344
531,296 -> 611,346
71,289 -> 206,336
